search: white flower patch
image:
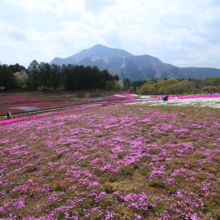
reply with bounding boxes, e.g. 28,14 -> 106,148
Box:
139,95 -> 153,99
11,106 -> 42,111
126,97 -> 220,108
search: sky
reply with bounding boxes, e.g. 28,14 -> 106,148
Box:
1,0 -> 220,69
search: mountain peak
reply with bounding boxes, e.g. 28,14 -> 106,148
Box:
50,45 -> 220,81
66,44 -> 133,60
92,44 -> 107,48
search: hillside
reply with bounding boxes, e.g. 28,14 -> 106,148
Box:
50,45 -> 220,81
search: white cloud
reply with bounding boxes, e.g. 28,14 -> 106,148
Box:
0,22 -> 64,66
2,0 -> 220,68
7,0 -> 56,13
56,0 -> 85,16
6,0 -> 86,15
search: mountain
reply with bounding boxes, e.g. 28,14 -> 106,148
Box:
50,44 -> 220,81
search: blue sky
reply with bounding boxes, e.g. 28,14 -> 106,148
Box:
1,0 -> 220,69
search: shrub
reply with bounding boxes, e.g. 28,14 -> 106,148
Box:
202,86 -> 218,92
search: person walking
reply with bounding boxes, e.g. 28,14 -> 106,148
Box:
6,110 -> 12,119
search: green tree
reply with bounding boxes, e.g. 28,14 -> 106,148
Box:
90,66 -> 100,91
129,86 -> 134,93
114,75 -> 119,81
195,78 -> 210,89
139,83 -> 152,95
9,63 -> 26,73
38,62 -> 46,88
65,64 -> 75,90
51,64 -> 61,89
158,87 -> 167,94
123,78 -> 130,91
28,60 -> 40,90
106,81 -> 114,92
61,64 -> 67,90
0,64 -> 17,90
209,77 -> 220,87
202,86 -> 218,92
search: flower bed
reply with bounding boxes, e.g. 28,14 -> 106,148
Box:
128,97 -> 220,108
152,94 -> 220,99
76,93 -> 137,102
0,94 -> 90,115
0,105 -> 220,219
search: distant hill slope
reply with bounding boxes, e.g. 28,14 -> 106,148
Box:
50,44 -> 220,81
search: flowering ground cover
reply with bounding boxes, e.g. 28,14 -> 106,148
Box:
128,96 -> 220,109
0,94 -> 91,115
0,93 -> 137,116
76,94 -> 137,102
151,94 -> 220,100
0,104 -> 102,125
0,104 -> 220,219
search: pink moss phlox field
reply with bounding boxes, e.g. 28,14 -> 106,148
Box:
76,93 -> 136,102
0,93 -> 136,115
0,105 -> 102,125
0,105 -> 220,219
0,94 -> 90,115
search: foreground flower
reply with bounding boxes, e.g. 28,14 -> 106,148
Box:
0,104 -> 220,219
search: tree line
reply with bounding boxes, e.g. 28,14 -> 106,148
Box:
1,60 -> 220,94
129,78 -> 220,95
0,61 -> 120,91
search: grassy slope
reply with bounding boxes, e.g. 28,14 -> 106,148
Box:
0,105 -> 220,219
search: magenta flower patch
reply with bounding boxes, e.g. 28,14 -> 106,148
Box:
0,105 -> 220,219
